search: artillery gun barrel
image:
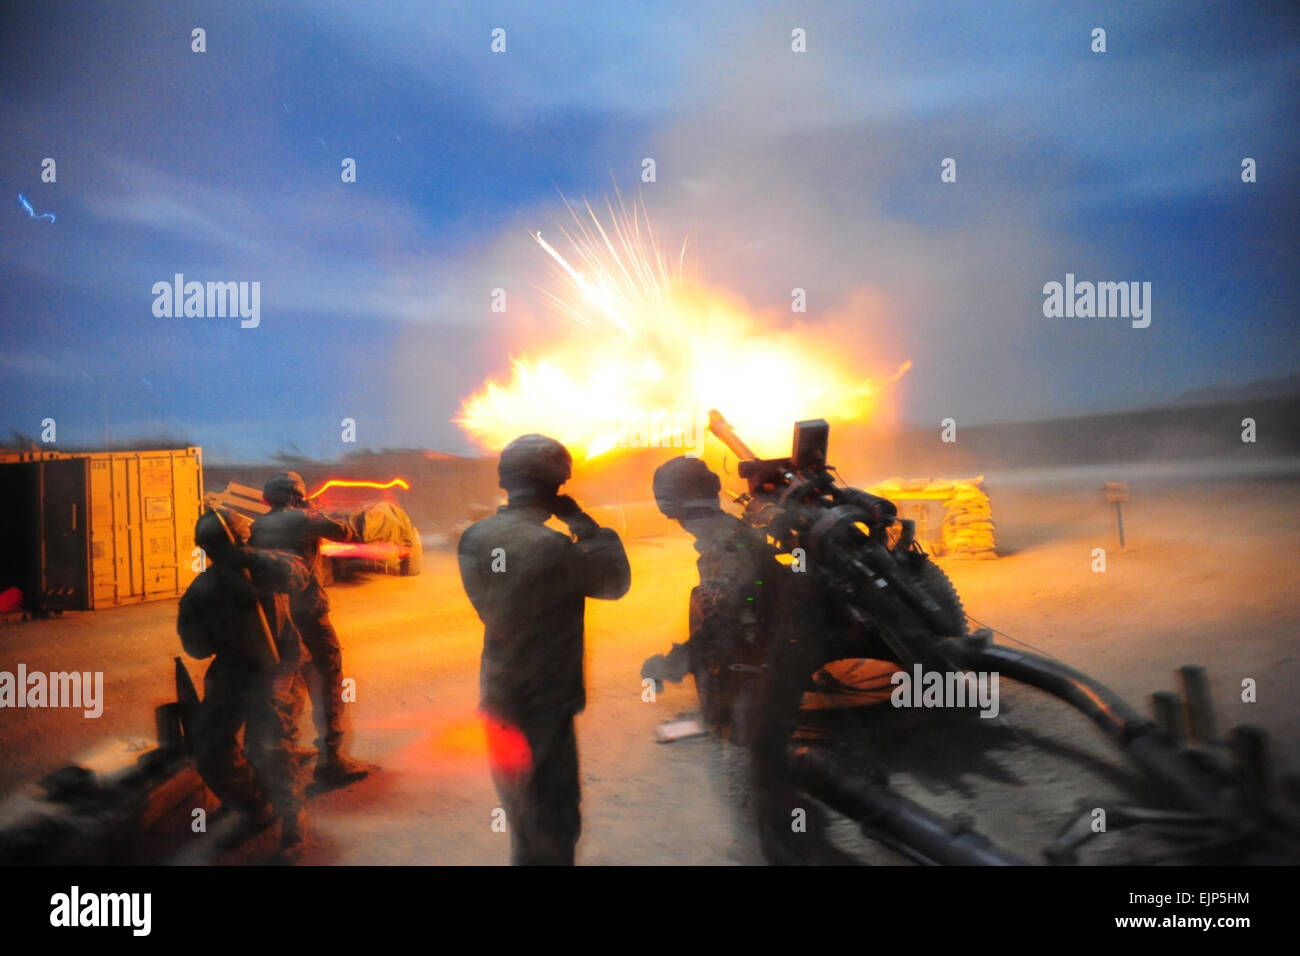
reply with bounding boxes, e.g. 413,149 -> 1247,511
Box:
707,409 -> 758,461
786,745 -> 1027,865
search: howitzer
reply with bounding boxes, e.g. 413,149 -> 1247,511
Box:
705,410 -> 1300,864
708,410 -> 966,670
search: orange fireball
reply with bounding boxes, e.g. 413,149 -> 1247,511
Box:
457,193 -> 907,461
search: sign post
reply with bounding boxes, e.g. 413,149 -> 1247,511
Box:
1104,482 -> 1129,549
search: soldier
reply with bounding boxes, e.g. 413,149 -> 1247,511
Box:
644,457 -> 850,864
457,434 -> 630,865
248,472 -> 369,787
641,456 -> 775,732
178,509 -> 311,861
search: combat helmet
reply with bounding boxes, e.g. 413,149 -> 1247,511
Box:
652,456 -> 722,520
497,434 -> 573,493
263,471 -> 308,507
193,508 -> 237,556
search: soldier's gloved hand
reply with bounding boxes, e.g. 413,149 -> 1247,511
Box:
551,494 -> 599,539
550,494 -> 581,519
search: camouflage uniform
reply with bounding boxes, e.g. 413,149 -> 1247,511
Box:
647,456 -> 842,862
458,501 -> 630,865
686,516 -> 839,862
680,512 -> 773,733
249,506 -> 355,758
178,547 -> 310,829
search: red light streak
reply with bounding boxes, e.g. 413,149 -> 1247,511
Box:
306,477 -> 411,499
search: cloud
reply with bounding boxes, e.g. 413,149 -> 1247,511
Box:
301,0 -> 738,120
422,1 -> 1293,436
1,1 -> 1294,459
4,153 -> 484,324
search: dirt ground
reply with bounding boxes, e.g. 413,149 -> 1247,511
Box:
1,469 -> 1298,865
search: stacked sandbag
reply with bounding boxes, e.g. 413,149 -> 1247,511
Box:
940,477 -> 996,558
868,476 -> 997,559
870,477 -> 947,500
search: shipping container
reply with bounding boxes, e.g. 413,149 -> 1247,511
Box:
0,448 -> 204,612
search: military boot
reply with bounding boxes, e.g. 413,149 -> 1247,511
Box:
216,800 -> 277,851
313,747 -> 371,788
276,810 -> 308,864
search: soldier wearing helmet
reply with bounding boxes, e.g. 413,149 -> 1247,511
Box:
642,457 -> 775,730
249,471 -> 370,787
645,456 -> 851,863
457,434 -> 631,865
178,509 -> 313,861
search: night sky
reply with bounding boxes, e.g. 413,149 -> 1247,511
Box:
1,1 -> 1296,462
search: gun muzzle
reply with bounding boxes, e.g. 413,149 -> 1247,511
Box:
707,410 -> 758,461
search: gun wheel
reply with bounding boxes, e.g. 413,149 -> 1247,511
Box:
906,556 -> 968,637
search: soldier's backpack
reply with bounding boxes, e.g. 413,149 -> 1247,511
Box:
176,564 -> 280,670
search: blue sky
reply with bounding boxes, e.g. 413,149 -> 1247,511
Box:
1,1 -> 1296,461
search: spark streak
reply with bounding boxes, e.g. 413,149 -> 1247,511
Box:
17,194 -> 55,223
